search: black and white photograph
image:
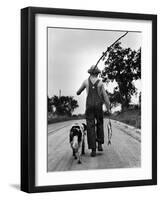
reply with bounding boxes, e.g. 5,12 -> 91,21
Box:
20,7 -> 157,192
47,27 -> 141,172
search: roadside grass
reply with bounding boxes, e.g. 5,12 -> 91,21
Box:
110,109 -> 141,129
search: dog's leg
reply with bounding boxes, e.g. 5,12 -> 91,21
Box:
73,149 -> 77,159
78,159 -> 81,164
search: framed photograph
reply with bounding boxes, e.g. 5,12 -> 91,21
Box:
21,7 -> 157,193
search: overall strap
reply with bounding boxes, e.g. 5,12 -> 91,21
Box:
88,78 -> 100,88
94,79 -> 100,87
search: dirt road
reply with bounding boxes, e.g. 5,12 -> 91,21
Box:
48,119 -> 141,172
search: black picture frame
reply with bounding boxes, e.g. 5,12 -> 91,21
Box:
21,6 -> 157,193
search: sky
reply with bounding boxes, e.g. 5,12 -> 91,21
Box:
48,28 -> 141,114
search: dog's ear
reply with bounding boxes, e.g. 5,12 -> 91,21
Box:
82,123 -> 87,131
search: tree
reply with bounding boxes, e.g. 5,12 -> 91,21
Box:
101,42 -> 141,110
48,96 -> 52,113
50,95 -> 79,116
107,90 -> 122,109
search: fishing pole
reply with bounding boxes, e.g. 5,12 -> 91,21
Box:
93,31 -> 128,146
96,31 -> 129,109
95,31 -> 128,67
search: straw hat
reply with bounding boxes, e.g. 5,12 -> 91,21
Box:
88,65 -> 101,75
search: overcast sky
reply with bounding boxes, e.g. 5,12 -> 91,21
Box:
48,28 -> 141,114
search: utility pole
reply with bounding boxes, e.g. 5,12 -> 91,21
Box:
59,89 -> 61,98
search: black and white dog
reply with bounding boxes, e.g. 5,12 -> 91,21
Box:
69,123 -> 87,164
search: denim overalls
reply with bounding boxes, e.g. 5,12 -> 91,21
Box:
86,78 -> 104,150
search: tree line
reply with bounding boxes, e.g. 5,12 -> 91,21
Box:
48,95 -> 78,117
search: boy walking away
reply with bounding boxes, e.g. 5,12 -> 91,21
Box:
77,65 -> 110,157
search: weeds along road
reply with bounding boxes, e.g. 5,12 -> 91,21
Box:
47,119 -> 141,172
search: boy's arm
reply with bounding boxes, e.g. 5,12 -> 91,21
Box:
101,84 -> 110,112
77,81 -> 86,95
